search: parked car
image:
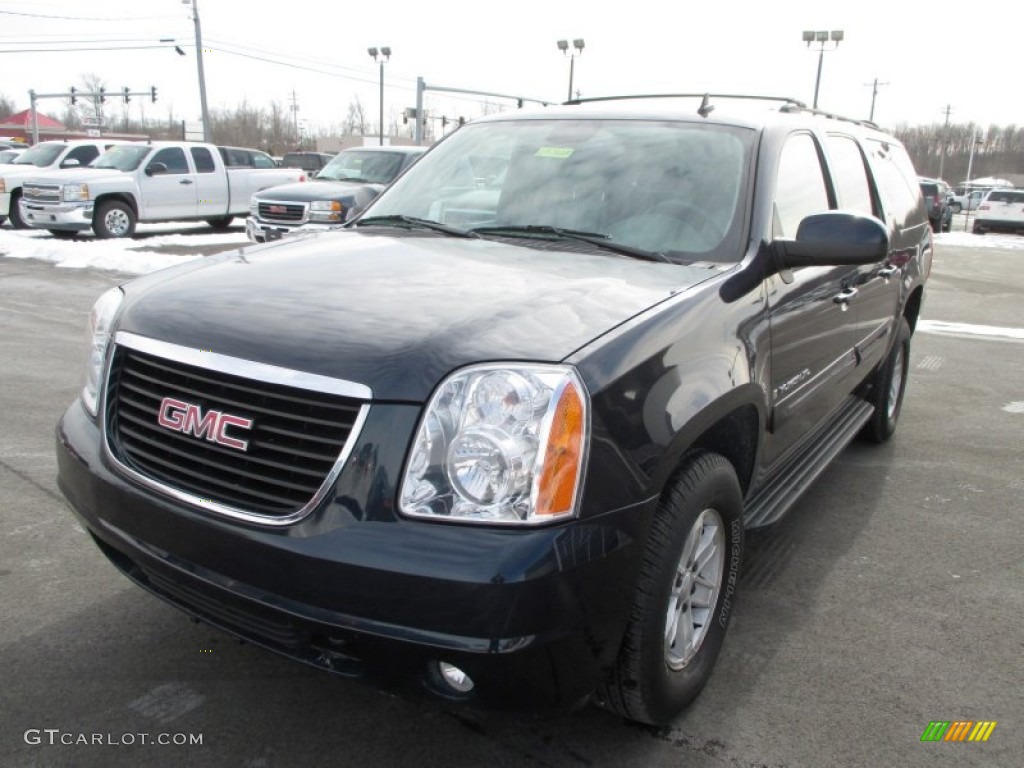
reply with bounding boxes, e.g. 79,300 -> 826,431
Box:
55,95 -> 929,726
219,146 -> 279,169
949,187 -> 988,213
0,139 -> 112,228
18,141 -> 306,238
0,148 -> 25,164
247,145 -> 426,242
918,178 -> 952,232
280,151 -> 335,176
972,187 -> 1024,234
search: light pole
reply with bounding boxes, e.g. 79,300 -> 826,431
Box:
802,30 -> 843,109
368,46 -> 391,146
556,38 -> 585,101
183,0 -> 211,142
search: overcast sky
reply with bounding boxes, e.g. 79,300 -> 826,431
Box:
1,0 -> 1019,138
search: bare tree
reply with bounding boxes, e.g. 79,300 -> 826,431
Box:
0,93 -> 16,120
344,96 -> 368,137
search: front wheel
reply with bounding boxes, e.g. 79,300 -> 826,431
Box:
8,191 -> 28,229
598,452 -> 744,725
206,216 -> 233,229
861,317 -> 911,443
94,200 -> 136,239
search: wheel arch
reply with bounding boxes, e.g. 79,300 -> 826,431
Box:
903,284 -> 924,335
94,192 -> 139,217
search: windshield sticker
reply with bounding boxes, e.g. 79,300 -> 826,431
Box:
534,147 -> 574,159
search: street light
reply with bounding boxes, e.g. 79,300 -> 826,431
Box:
368,46 -> 391,146
183,0 -> 211,142
802,29 -> 843,109
556,38 -> 585,102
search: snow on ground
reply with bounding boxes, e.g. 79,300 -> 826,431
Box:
0,223 -> 247,275
934,230 -> 1024,249
1,220 -> 1023,278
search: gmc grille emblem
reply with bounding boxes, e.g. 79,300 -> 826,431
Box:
268,205 -> 286,214
157,397 -> 254,451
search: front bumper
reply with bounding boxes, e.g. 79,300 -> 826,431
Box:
56,399 -> 647,710
246,217 -> 340,243
19,200 -> 93,231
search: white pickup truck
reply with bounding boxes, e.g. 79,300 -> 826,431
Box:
19,141 -> 306,238
0,139 -> 112,228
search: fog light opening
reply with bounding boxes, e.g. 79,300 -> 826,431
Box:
437,661 -> 475,694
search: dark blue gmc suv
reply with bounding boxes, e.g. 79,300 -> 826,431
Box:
56,94 -> 930,726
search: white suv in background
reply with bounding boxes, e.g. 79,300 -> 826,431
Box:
973,188 -> 1024,235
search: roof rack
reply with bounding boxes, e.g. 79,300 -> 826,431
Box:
778,102 -> 879,130
563,93 -> 879,129
564,93 -> 807,111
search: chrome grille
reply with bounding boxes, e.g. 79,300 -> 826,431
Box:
104,343 -> 365,521
22,183 -> 61,203
257,201 -> 307,223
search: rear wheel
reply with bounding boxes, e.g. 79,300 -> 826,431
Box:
598,452 -> 744,725
93,200 -> 136,239
206,216 -> 234,229
861,317 -> 911,443
8,190 -> 28,229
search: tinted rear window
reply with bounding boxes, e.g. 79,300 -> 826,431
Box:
986,190 -> 1024,203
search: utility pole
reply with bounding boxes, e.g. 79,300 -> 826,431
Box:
938,105 -> 953,180
289,90 -> 300,147
864,77 -> 888,122
184,0 -> 211,143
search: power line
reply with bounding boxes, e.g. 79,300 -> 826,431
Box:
0,8 -> 178,21
0,43 -> 179,53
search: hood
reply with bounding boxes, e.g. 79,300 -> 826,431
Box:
117,231 -> 719,401
253,180 -> 382,203
20,168 -> 128,186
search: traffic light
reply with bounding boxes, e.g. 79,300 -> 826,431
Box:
123,87 -> 130,104
151,86 -> 157,103
70,86 -> 77,105
98,87 -> 106,104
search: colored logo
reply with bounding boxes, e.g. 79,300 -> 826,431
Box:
921,721 -> 997,742
158,397 -> 253,452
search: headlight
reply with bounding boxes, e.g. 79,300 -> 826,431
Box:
249,198 -> 259,216
400,364 -> 589,525
62,183 -> 90,202
309,200 -> 345,223
0,178 -> 6,194
81,287 -> 124,417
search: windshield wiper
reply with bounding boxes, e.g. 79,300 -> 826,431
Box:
469,225 -> 671,263
352,215 -> 478,238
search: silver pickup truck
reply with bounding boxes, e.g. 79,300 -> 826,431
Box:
19,141 -> 305,238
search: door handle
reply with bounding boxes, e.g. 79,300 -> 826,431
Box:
833,287 -> 858,307
179,179 -> 194,185
878,265 -> 899,279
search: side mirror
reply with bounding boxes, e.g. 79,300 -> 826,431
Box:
145,162 -> 168,177
61,158 -> 81,168
720,212 -> 890,303
775,212 -> 889,268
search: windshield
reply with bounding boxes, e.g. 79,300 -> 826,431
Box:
362,119 -> 753,261
318,150 -> 407,182
92,145 -> 153,172
12,143 -> 63,167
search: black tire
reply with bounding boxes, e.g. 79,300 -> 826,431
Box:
929,219 -> 940,234
861,317 -> 911,443
206,216 -> 233,229
972,223 -> 984,235
0,216 -> 6,226
8,190 -> 28,229
599,452 -> 744,725
93,200 -> 136,239
950,203 -> 962,214
49,230 -> 77,239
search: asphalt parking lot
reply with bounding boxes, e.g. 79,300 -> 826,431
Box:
0,233 -> 1021,767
